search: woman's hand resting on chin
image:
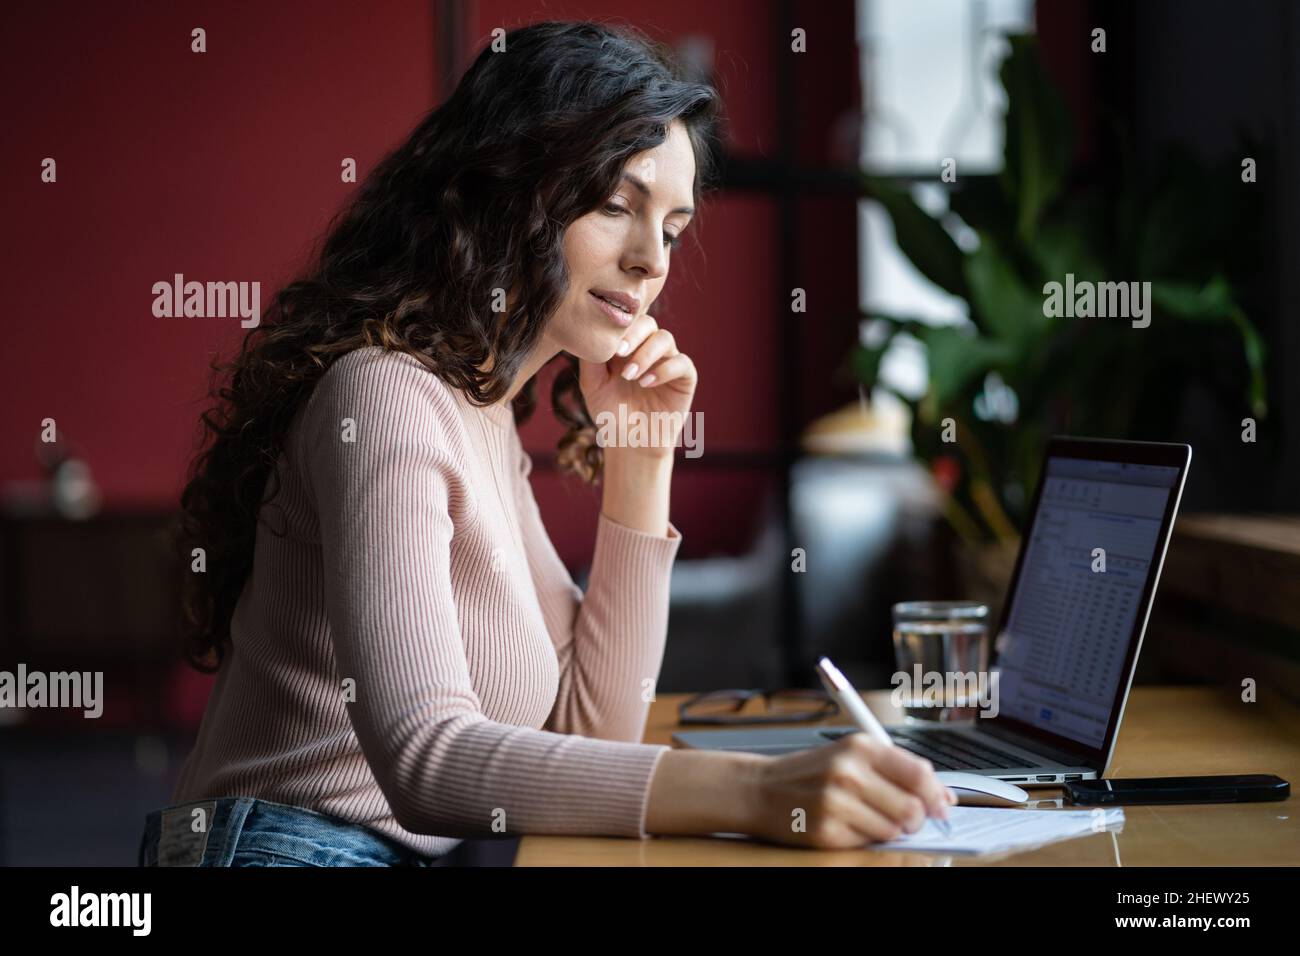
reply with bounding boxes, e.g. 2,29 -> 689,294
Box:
578,314 -> 697,457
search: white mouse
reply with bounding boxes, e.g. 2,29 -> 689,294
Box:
935,772 -> 1030,807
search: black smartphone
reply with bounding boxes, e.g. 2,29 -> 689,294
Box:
1064,774 -> 1290,806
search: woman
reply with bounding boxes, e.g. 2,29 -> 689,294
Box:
138,20 -> 952,867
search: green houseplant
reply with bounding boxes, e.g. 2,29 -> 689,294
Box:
852,33 -> 1267,565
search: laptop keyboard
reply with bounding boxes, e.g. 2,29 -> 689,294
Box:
821,727 -> 1028,770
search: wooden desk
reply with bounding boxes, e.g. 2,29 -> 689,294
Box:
515,687 -> 1299,866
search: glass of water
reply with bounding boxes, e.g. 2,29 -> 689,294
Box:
891,601 -> 990,723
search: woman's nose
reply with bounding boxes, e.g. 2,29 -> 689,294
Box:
624,228 -> 668,280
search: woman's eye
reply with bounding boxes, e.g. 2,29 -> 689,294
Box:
604,199 -> 679,248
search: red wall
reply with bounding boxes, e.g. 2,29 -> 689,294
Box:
2,1 -> 860,566
2,0 -> 436,504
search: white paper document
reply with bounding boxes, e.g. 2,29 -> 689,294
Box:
874,806 -> 1125,856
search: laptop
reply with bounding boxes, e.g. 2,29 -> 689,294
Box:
673,437 -> 1192,787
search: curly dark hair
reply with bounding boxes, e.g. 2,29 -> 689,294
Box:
177,20 -> 722,672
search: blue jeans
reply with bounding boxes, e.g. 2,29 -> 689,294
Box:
137,797 -> 446,867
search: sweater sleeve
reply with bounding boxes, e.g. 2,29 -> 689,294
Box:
295,349 -> 670,840
511,442 -> 683,744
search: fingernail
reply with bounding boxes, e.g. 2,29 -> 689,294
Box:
616,340 -> 631,356
622,363 -> 639,380
638,373 -> 656,386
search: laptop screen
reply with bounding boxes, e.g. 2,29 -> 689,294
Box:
992,456 -> 1182,750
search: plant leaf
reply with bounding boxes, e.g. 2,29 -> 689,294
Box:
1230,309 -> 1268,418
863,175 -> 969,300
964,235 -> 1050,351
1149,277 -> 1268,417
1028,211 -> 1108,286
948,175 -> 1015,251
1148,275 -> 1235,322
999,34 -> 1072,244
916,325 -> 1014,406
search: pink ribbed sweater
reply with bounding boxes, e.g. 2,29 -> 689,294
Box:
173,346 -> 681,858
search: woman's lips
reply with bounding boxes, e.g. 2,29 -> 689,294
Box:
590,291 -> 634,328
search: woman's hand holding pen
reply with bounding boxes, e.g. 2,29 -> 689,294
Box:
645,735 -> 955,848
742,734 -> 957,848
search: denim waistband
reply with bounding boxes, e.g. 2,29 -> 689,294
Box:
138,796 -> 443,867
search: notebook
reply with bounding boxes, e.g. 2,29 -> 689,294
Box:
875,805 -> 1125,855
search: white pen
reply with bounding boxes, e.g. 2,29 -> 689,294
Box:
815,656 -> 953,838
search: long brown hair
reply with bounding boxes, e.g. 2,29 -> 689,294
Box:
177,21 -> 720,672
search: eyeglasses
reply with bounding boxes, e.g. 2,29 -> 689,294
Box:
677,688 -> 841,725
